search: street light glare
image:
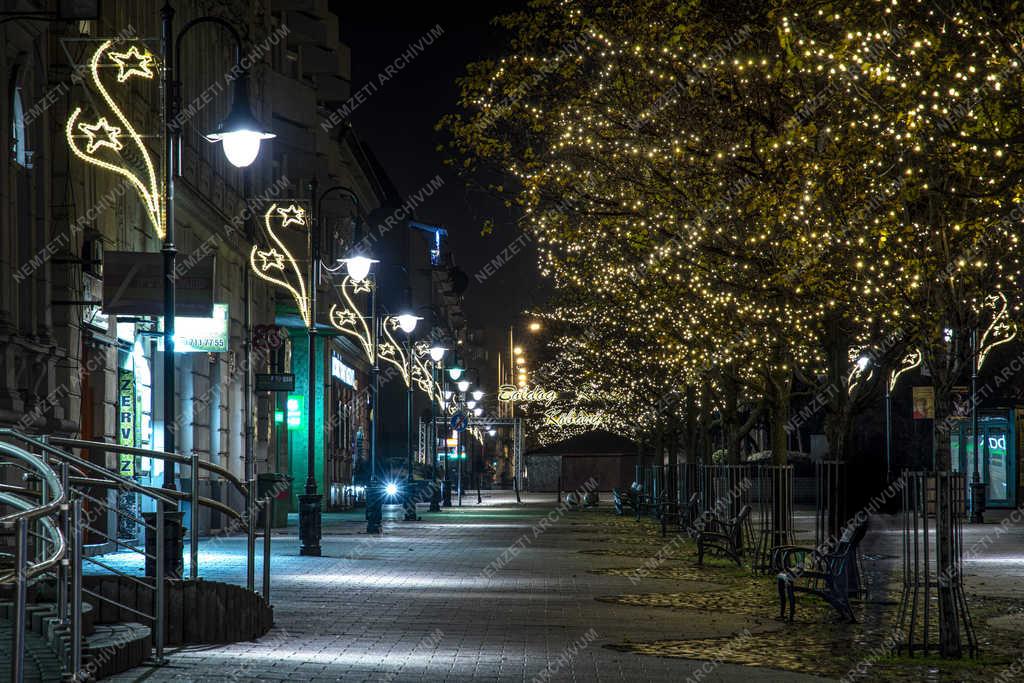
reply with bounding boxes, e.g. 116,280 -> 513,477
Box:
471,390 -> 484,401
341,256 -> 378,282
529,322 -> 541,331
384,482 -> 399,497
856,355 -> 870,371
513,346 -> 524,355
448,366 -> 464,381
457,380 -> 470,392
429,346 -> 447,362
396,314 -> 421,334
472,407 -> 483,416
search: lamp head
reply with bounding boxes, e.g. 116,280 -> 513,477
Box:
447,365 -> 464,381
471,390 -> 484,401
472,407 -> 483,416
339,256 -> 378,282
466,400 -> 477,410
396,314 -> 421,334
443,390 -> 453,401
204,74 -> 275,168
457,380 -> 470,393
428,345 -> 447,362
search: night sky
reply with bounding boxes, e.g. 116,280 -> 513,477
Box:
333,1 -> 542,361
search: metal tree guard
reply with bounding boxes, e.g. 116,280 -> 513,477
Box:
897,470 -> 977,658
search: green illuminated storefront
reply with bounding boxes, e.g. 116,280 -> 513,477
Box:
950,408 -> 1023,509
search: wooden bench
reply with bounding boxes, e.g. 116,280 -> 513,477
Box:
772,519 -> 868,623
696,504 -> 752,567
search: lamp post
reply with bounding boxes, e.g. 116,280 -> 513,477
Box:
428,346 -> 446,512
445,362 -> 464,507
396,314 -> 421,521
970,328 -> 986,523
303,185 -> 361,554
161,2 -> 273,579
339,256 -> 382,533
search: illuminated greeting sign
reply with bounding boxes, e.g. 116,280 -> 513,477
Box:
66,40 -> 162,239
497,384 -> 558,406
543,408 -> 606,429
250,204 -> 310,326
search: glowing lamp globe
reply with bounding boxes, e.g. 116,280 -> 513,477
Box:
471,390 -> 484,401
428,346 -> 447,362
448,365 -> 464,381
396,314 -> 421,334
341,256 -> 378,282
457,380 -> 470,393
466,400 -> 477,410
204,75 -> 274,168
472,408 -> 482,416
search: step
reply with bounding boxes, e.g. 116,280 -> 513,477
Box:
80,622 -> 152,681
0,616 -> 66,683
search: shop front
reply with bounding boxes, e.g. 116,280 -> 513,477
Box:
327,345 -> 368,509
950,408 -> 1022,509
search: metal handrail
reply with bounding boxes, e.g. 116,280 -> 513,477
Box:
0,429 -> 177,506
49,436 -> 249,495
0,441 -> 65,523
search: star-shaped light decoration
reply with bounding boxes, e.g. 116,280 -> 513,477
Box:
109,45 -> 155,82
385,317 -> 401,331
379,342 -> 396,357
351,278 -> 373,294
256,248 -> 286,272
331,308 -> 358,328
277,204 -> 306,227
78,118 -> 123,154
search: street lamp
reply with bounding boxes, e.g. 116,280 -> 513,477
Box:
340,256 -> 378,283
203,77 -> 274,167
471,390 -> 484,402
397,314 -> 420,521
427,346 -> 446,511
448,364 -> 464,381
457,379 -> 470,393
466,400 -> 477,410
397,313 -> 421,334
161,2 -> 273,585
337,255 -> 383,534
297,185 -> 362,557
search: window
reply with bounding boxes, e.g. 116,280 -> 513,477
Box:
10,81 -> 30,168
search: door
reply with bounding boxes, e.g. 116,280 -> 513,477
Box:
950,415 -> 1016,509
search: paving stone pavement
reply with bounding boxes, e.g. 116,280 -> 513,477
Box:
98,493 -> 831,682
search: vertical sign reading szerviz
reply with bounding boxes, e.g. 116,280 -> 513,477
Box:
118,368 -> 135,477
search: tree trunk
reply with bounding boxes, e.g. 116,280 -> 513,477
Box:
770,371 -> 791,466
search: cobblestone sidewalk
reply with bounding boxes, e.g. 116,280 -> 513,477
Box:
101,494 -> 830,682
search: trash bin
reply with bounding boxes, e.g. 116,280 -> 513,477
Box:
257,472 -> 291,529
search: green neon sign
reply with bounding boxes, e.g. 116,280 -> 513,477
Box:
286,395 -> 304,429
